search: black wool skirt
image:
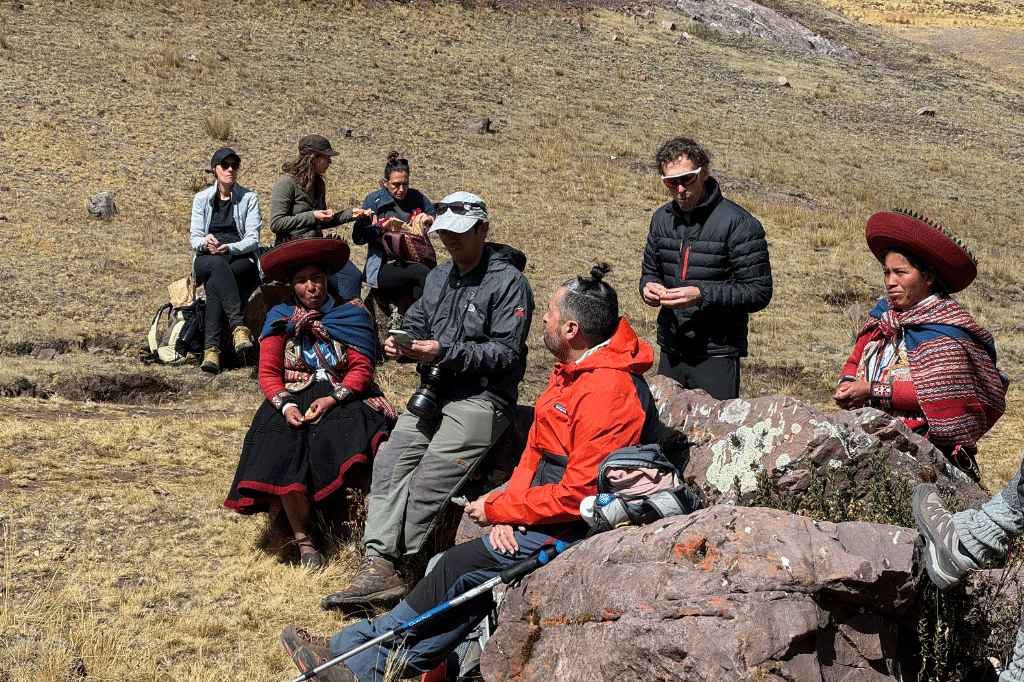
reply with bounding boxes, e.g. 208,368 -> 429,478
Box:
224,381 -> 390,515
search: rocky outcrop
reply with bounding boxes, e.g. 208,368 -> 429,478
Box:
649,376 -> 988,511
482,505 -> 922,682
670,0 -> 861,62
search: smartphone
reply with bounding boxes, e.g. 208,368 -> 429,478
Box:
389,329 -> 412,347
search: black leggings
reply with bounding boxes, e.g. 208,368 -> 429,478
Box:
377,262 -> 430,302
193,253 -> 260,349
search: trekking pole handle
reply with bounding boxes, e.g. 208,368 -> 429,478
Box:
499,541 -> 566,584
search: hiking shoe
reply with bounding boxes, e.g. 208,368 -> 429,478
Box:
280,625 -> 333,661
232,325 -> 254,353
200,347 -> 220,374
912,483 -> 982,591
320,556 -> 406,609
292,646 -> 357,682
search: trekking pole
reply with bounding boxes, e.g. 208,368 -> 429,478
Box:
286,540 -> 568,682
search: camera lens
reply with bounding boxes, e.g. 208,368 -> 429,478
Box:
407,387 -> 439,419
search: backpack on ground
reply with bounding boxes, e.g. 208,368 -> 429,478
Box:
141,300 -> 205,365
580,443 -> 703,536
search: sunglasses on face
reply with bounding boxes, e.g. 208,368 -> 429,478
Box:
662,167 -> 702,189
218,161 -> 240,170
435,201 -> 484,215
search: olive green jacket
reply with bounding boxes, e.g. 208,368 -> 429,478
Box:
269,173 -> 355,245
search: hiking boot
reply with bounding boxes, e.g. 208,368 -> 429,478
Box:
912,483 -> 982,591
200,347 -> 220,374
232,325 -> 254,353
292,646 -> 357,682
320,556 -> 406,609
280,625 -> 333,661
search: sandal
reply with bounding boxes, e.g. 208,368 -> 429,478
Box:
301,550 -> 326,570
292,535 -> 326,571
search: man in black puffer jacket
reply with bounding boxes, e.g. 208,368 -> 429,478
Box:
640,136 -> 772,399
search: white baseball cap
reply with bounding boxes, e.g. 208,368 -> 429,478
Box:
431,191 -> 488,234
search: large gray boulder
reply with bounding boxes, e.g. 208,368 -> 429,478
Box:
482,505 -> 922,682
649,376 -> 988,511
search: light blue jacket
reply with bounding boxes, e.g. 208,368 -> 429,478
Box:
190,183 -> 263,260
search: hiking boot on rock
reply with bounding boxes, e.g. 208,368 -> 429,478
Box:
280,625 -> 333,661
200,347 -> 220,374
912,483 -> 982,591
292,646 -> 357,682
232,325 -> 254,353
321,556 -> 406,609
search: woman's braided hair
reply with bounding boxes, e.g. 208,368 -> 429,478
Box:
559,262 -> 619,344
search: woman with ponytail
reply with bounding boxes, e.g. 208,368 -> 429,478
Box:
352,152 -> 436,304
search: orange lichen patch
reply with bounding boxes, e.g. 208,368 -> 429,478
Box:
601,608 -> 624,621
675,533 -> 709,562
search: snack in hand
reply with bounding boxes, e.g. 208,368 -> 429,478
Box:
304,407 -> 316,420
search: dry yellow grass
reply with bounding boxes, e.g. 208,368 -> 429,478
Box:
2,0 -> 1024,679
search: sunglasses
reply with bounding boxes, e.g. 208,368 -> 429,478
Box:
662,167 -> 702,189
435,201 -> 484,215
218,160 -> 240,170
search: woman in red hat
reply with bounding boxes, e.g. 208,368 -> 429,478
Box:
225,237 -> 396,570
833,209 -> 1007,481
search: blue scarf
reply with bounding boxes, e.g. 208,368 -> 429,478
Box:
262,294 -> 378,364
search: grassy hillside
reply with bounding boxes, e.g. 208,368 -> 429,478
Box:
2,0 -> 1023,679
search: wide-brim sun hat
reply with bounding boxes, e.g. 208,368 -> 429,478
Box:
431,191 -> 488,234
261,236 -> 350,284
865,208 -> 977,293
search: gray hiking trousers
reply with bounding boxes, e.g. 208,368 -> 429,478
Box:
362,398 -> 509,560
955,453 -> 1024,682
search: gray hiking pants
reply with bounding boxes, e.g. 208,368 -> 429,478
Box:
955,454 -> 1024,682
362,398 -> 509,560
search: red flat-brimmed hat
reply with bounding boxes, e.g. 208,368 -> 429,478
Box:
865,209 -> 977,293
260,236 -> 350,284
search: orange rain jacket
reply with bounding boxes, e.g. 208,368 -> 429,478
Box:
483,317 -> 658,526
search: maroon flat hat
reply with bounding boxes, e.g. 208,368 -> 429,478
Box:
865,209 -> 977,293
261,236 -> 350,284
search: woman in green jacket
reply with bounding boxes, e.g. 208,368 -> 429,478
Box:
269,134 -> 370,299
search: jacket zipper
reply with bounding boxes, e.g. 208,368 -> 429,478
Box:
681,244 -> 691,281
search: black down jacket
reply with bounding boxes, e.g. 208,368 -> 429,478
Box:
639,177 -> 772,358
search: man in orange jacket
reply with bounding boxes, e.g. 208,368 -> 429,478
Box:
280,264 -> 662,682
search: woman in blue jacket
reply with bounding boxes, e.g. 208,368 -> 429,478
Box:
352,152 -> 436,303
189,147 -> 262,374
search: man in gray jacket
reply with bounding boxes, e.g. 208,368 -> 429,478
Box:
640,136 -> 772,399
323,191 -> 534,608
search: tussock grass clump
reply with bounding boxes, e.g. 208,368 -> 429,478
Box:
201,112 -> 232,141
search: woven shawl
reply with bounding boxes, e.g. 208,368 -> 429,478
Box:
859,298 -> 1008,455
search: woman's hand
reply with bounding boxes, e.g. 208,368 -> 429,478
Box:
833,381 -> 871,409
203,234 -> 228,254
283,405 -> 305,427
304,397 -> 337,424
313,209 -> 335,223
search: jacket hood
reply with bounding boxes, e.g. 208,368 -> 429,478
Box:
558,317 -> 654,379
486,242 -> 528,272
